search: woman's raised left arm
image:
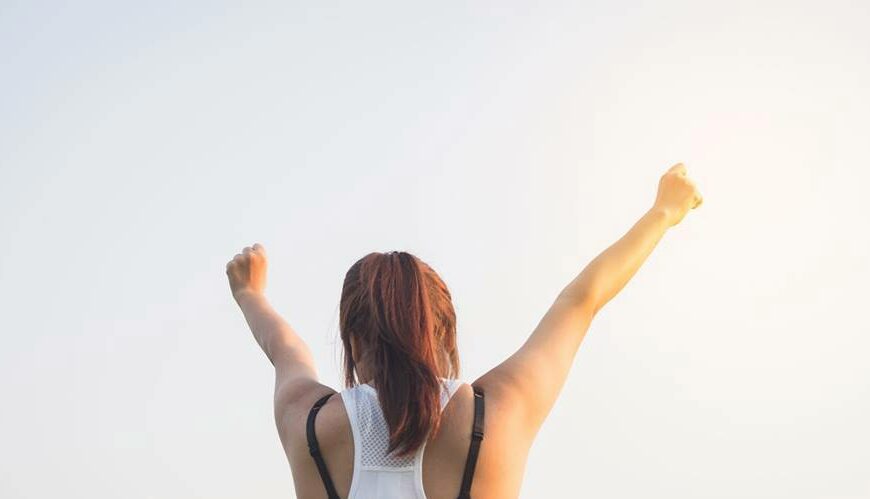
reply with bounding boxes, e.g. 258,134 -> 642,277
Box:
226,244 -> 332,422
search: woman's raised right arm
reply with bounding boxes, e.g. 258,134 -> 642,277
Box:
474,163 -> 703,441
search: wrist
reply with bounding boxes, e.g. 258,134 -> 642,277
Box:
234,288 -> 266,307
647,205 -> 674,228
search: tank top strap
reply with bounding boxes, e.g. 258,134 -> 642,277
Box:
439,378 -> 464,408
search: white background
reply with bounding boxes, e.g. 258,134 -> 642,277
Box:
1,2 -> 868,498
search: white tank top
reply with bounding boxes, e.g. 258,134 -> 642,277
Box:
339,377 -> 466,499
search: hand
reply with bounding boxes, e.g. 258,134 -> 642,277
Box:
652,163 -> 703,227
226,243 -> 268,302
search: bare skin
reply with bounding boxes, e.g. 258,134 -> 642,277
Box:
226,163 -> 703,498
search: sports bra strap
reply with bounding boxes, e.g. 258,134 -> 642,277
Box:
457,385 -> 485,499
306,392 -> 341,499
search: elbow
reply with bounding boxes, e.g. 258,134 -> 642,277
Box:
557,286 -> 601,316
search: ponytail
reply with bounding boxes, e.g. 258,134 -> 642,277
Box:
339,251 -> 459,457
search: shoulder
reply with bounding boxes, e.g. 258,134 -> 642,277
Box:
424,380 -> 530,497
275,385 -> 356,499
273,379 -> 349,455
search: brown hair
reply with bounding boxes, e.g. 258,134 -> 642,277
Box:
339,251 -> 460,457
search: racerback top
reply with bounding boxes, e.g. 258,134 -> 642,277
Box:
338,378 -> 465,498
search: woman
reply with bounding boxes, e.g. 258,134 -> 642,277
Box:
226,163 -> 703,499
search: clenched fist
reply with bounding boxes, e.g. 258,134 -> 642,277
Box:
653,163 -> 703,227
226,242 -> 268,302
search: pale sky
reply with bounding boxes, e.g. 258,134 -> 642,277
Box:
1,2 -> 868,498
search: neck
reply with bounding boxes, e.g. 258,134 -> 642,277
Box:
354,359 -> 375,386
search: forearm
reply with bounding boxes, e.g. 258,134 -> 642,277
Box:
235,291 -> 311,369
560,206 -> 671,312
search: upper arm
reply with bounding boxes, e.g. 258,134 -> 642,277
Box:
270,336 -> 335,443
271,333 -> 320,397
473,290 -> 598,440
